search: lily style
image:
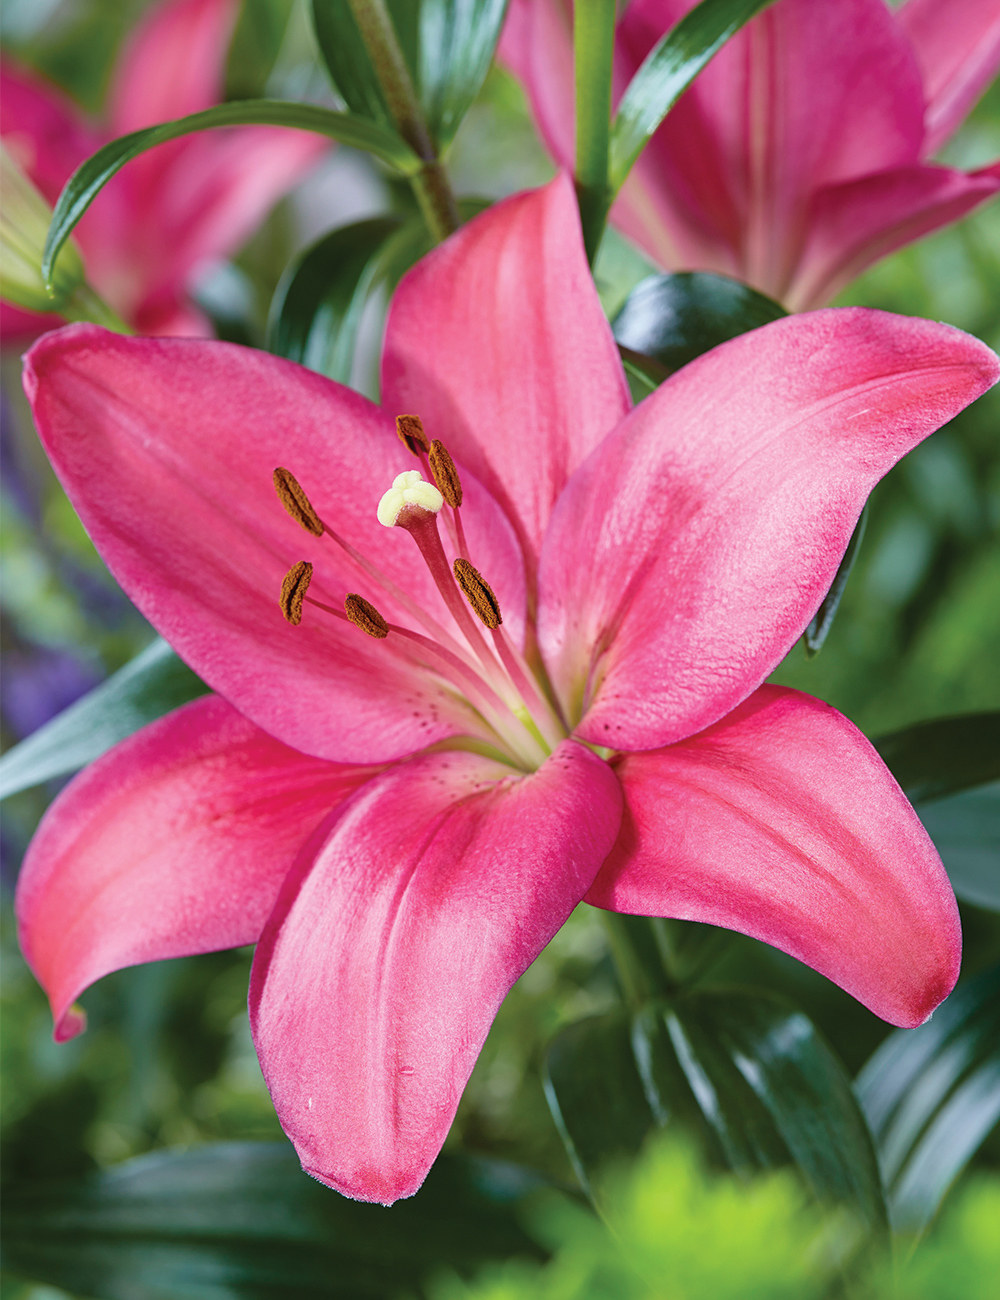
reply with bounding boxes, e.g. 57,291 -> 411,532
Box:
501,0 -> 1000,308
16,176 -> 998,1205
0,0 -> 325,339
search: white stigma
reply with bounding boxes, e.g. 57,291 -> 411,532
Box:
377,470 -> 444,527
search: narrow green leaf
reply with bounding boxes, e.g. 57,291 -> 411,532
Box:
804,505 -> 868,656
610,0 -> 776,193
0,1142 -> 545,1298
42,101 -> 420,289
856,964 -> 1000,1235
612,271 -> 787,375
574,0 -> 617,263
311,0 -> 507,151
267,215 -> 406,380
917,783 -> 1000,912
0,639 -> 207,800
873,712 -> 1000,804
545,989 -> 886,1230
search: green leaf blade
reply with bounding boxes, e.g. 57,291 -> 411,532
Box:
873,712 -> 1000,805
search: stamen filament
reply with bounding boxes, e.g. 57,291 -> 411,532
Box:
490,626 -> 564,751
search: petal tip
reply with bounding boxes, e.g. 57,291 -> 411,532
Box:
303,1160 -> 424,1207
54,1001 -> 88,1042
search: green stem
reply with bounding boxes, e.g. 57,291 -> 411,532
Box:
345,0 -> 460,242
574,0 -> 617,265
62,282 -> 131,333
601,913 -> 677,1008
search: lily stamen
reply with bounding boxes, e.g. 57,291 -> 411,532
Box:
428,438 -> 470,560
279,561 -> 313,625
344,593 -> 389,639
273,468 -> 324,536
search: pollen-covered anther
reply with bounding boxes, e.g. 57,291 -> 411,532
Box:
428,440 -> 463,508
273,467 -> 323,536
453,558 -> 502,629
396,413 -> 430,455
377,470 -> 444,527
345,593 -> 389,639
280,561 -> 313,625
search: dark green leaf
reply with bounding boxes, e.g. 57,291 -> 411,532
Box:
856,963 -> 1000,1234
545,989 -> 886,1230
0,639 -> 207,800
267,215 -> 406,379
42,101 -> 419,289
612,271 -> 787,376
0,1142 -> 545,1299
610,0 -> 776,191
873,712 -> 1000,804
311,0 -> 508,150
918,783 -> 1000,912
804,505 -> 868,656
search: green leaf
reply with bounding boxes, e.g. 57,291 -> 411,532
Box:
873,712 -> 1000,804
0,639 -> 208,800
0,1142 -> 546,1298
609,0 -> 776,192
311,0 -> 508,150
804,505 -> 868,657
917,783 -> 1000,912
612,271 -> 788,376
545,989 -> 886,1231
42,101 -> 420,289
267,215 -> 407,380
856,963 -> 1000,1235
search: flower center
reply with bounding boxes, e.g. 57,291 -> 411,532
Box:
271,415 -> 567,770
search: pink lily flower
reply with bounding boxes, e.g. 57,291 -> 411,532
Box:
501,0 -> 1000,308
1,0 -> 326,339
16,176 -> 998,1204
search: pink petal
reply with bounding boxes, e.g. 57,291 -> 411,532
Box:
497,0 -> 576,166
109,0 -> 239,134
614,0 -> 926,297
788,161 -> 1000,311
382,174 -> 630,572
587,686 -> 961,1028
898,0 -> 1000,155
24,326 -> 526,763
538,309 -> 999,751
15,695 -> 374,1042
250,741 -> 623,1204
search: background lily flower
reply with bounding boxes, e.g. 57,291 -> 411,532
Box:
501,0 -> 1000,308
16,175 -> 998,1204
0,0 -> 326,340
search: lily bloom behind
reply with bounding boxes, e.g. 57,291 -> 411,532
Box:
0,0 -> 325,339
17,176 -> 999,1204
501,0 -> 1000,308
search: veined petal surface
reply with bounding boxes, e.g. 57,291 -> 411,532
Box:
538,309 -> 999,750
16,695 -> 374,1042
587,687 -> 961,1028
250,742 -> 622,1204
382,174 -> 630,569
24,327 -> 526,763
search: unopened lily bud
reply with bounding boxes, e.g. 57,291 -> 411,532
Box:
453,558 -> 502,629
280,561 -> 312,625
397,413 -> 429,455
345,593 -> 389,639
377,470 -> 443,527
0,143 -> 84,312
273,467 -> 324,536
428,440 -> 463,508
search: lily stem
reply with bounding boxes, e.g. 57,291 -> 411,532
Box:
574,0 -> 617,265
345,0 -> 460,243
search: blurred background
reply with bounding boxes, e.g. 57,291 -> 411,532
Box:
1,2 -> 998,1296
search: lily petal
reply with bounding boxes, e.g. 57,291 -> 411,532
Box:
250,741 -> 623,1204
898,0 -> 1000,155
587,686 -> 961,1028
24,326 -> 526,763
15,695 -> 374,1043
498,0 -> 575,165
538,308 -> 999,750
789,161 -> 1000,311
382,174 -> 630,569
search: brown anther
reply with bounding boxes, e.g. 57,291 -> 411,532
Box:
345,593 -> 389,639
273,467 -> 323,536
396,413 -> 430,456
428,440 -> 463,508
280,561 -> 313,625
453,558 -> 502,629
